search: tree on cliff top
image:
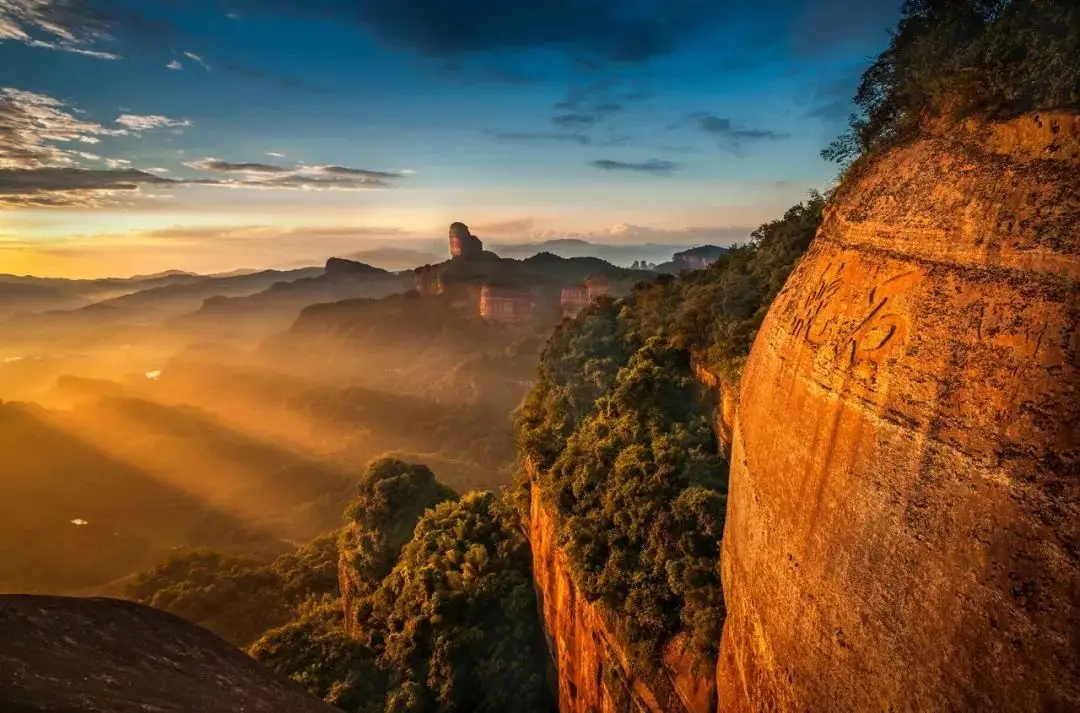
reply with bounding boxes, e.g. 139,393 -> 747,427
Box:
825,0 -> 1080,163
339,458 -> 458,605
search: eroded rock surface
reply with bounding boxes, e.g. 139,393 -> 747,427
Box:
529,483 -> 715,713
0,595 -> 337,713
718,113 -> 1080,712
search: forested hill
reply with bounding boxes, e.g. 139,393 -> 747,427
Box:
513,192 -> 824,676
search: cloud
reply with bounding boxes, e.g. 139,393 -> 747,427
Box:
552,112 -> 596,130
115,114 -> 192,131
315,165 -> 404,179
691,112 -> 789,154
471,217 -> 536,235
266,151 -> 285,157
0,167 -> 174,207
0,86 -> 127,169
0,0 -> 119,59
182,50 -> 211,70
166,59 -> 182,70
184,158 -> 291,174
589,158 -> 681,175
234,0 -> 728,64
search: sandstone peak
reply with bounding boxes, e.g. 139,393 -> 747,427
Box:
449,221 -> 484,259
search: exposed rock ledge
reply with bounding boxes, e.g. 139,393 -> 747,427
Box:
0,595 -> 337,713
529,481 -> 715,713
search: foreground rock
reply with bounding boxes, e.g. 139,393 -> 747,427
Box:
0,595 -> 338,713
719,114 -> 1080,711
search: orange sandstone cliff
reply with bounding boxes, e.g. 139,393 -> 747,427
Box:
718,113 -> 1080,712
529,482 -> 715,713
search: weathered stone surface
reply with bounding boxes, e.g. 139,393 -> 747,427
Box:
0,595 -> 337,713
479,284 -> 533,324
561,285 -> 590,318
718,113 -> 1080,712
691,359 -> 737,459
529,483 -> 714,713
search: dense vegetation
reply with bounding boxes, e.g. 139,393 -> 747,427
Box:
825,0 -> 1080,163
515,194 -> 824,668
243,460 -> 552,713
125,534 -> 340,647
338,458 -> 457,606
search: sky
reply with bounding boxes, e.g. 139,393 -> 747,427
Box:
0,0 -> 902,277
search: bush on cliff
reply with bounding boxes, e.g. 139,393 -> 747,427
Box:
825,0 -> 1080,163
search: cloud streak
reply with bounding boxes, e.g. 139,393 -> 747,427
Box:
692,112 -> 789,154
589,158 -> 681,175
115,113 -> 192,131
0,0 -> 119,59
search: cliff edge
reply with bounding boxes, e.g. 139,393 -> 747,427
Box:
0,595 -> 338,713
718,113 -> 1080,712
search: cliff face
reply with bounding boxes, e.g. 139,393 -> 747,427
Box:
0,595 -> 336,713
718,113 -> 1080,712
479,285 -> 534,324
690,360 -> 737,459
529,483 -> 715,713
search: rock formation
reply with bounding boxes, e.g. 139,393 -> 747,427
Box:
718,113 -> 1080,712
529,483 -> 715,713
479,284 -> 533,325
560,285 -> 590,318
448,221 -> 484,259
413,264 -> 444,295
0,595 -> 337,713
691,359 -> 737,459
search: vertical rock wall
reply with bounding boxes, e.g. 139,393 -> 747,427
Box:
717,114 -> 1080,712
529,483 -> 715,713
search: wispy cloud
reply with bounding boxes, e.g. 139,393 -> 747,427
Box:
182,51 -> 210,70
0,87 -> 127,169
115,114 -> 192,131
266,151 -> 285,158
183,158 -> 290,174
166,59 -> 182,70
589,158 -> 681,175
0,0 -> 119,59
691,112 -> 789,154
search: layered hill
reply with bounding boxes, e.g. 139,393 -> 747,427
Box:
0,594 -> 336,713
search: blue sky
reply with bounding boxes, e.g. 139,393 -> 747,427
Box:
0,0 -> 901,276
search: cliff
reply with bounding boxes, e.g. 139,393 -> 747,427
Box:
0,594 -> 337,713
479,284 -> 534,325
529,483 -> 715,713
690,359 -> 737,459
718,113 -> 1080,711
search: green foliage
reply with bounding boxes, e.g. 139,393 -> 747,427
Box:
353,492 -> 551,713
250,604 -> 388,713
125,533 -> 340,647
515,195 -> 823,669
824,0 -> 1080,163
547,339 -> 726,661
339,458 -> 458,605
515,298 -> 629,472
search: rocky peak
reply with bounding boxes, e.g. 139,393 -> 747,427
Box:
448,222 -> 484,259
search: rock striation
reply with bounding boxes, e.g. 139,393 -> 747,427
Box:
0,595 -> 337,713
479,284 -> 533,325
718,113 -> 1080,712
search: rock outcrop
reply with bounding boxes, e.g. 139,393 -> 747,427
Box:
0,595 -> 337,713
560,285 -> 590,318
448,222 -> 484,259
690,359 -> 737,459
479,284 -> 533,325
529,483 -> 715,713
718,113 -> 1080,712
